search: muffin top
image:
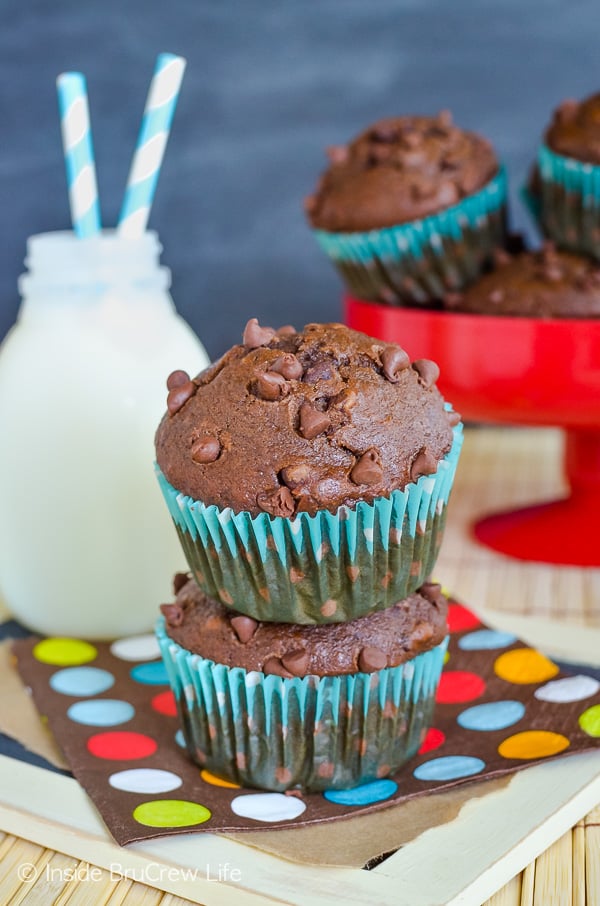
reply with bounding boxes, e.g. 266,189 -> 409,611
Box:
305,112 -> 499,233
545,92 -> 600,165
443,244 -> 600,318
155,320 -> 457,517
161,574 -> 448,676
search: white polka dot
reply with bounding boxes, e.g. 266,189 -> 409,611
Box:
110,634 -> 161,662
230,792 -> 306,822
363,528 -> 374,542
109,768 -> 183,794
535,675 -> 600,703
245,672 -> 262,687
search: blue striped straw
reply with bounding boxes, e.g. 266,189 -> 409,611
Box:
117,53 -> 186,237
56,72 -> 102,238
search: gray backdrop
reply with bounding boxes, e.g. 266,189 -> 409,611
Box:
0,0 -> 597,358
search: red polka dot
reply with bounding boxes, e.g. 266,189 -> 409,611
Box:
447,603 -> 481,633
87,731 -> 157,760
418,727 -> 446,754
151,690 -> 178,717
437,671 -> 486,704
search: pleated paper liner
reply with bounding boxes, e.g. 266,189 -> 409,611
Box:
313,168 -> 508,306
12,597 -> 600,846
536,144 -> 600,260
156,421 -> 463,625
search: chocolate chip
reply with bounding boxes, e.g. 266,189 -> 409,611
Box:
167,380 -> 197,416
489,288 -> 504,304
242,318 -> 276,349
191,435 -> 221,464
303,358 -> 334,383
166,369 -> 190,390
256,486 -> 296,518
400,130 -> 422,149
276,324 -> 297,336
437,109 -> 453,128
350,448 -> 383,486
270,354 -> 303,380
281,649 -> 310,677
172,572 -> 190,594
254,371 -> 289,401
412,622 -> 434,644
381,345 -> 410,382
231,614 -> 258,644
263,657 -> 294,679
371,123 -> 399,143
493,248 -> 512,268
444,291 -> 463,310
298,401 -> 330,439
436,181 -> 460,207
326,144 -> 349,164
358,646 -> 388,672
160,603 -> 184,627
411,177 -> 436,201
330,388 -> 357,412
412,359 -> 440,389
447,409 -> 461,427
280,463 -> 312,489
303,195 -> 318,214
555,98 -> 579,124
410,448 -> 438,482
419,581 -> 442,601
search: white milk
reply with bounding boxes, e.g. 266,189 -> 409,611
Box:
0,230 -> 209,638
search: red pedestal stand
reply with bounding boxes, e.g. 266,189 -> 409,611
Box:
345,295 -> 600,567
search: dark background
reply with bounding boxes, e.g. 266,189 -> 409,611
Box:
1,0 -> 597,359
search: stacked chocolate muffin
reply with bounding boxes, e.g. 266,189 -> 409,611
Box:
154,320 -> 463,792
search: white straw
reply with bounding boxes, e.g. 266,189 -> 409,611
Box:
56,72 -> 102,238
117,53 -> 186,237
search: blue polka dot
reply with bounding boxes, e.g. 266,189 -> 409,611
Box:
323,779 -> 398,806
458,630 -> 518,651
458,700 -> 525,732
414,756 -> 485,782
50,667 -> 115,697
67,699 -> 135,727
130,661 -> 169,685
175,729 -> 186,749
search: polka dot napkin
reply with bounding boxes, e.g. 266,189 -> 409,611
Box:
12,599 -> 600,846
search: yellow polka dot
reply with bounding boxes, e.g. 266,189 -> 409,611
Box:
200,769 -> 240,789
494,648 -> 559,685
498,730 -> 570,760
443,650 -> 450,665
33,638 -> 97,666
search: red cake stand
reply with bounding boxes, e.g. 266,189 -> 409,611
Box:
345,295 -> 600,566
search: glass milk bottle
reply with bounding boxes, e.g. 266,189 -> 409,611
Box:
0,230 -> 209,639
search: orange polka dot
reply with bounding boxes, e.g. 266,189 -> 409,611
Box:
498,730 -> 570,760
320,599 -> 337,618
200,769 -> 240,789
494,648 -> 559,685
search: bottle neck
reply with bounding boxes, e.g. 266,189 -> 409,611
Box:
18,230 -> 171,303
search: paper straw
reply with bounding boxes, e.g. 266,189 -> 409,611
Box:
117,53 -> 186,237
56,72 -> 102,238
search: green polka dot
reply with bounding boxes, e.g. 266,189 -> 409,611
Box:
133,799 -> 212,828
579,705 -> 600,737
33,638 -> 97,666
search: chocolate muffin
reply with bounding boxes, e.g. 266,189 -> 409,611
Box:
155,319 -> 463,623
545,93 -> 600,165
306,113 -> 499,233
156,320 -> 456,515
443,244 -> 600,318
157,577 -> 449,791
161,576 -> 448,676
305,112 -> 507,306
535,92 -> 600,260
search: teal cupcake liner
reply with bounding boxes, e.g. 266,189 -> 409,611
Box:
156,421 -> 463,624
313,169 -> 508,306
537,144 -> 600,260
157,617 -> 448,792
